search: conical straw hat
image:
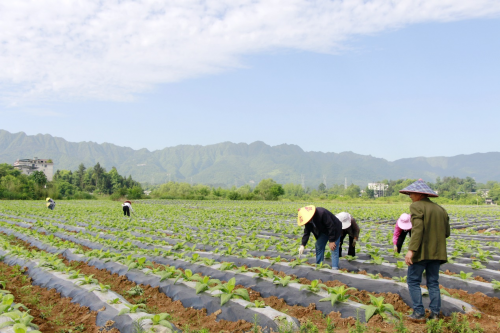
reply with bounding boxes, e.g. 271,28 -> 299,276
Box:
399,179 -> 438,197
297,205 -> 316,226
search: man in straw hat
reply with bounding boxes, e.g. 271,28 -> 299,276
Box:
336,212 -> 360,257
46,197 -> 56,210
400,179 -> 450,321
297,206 -> 343,270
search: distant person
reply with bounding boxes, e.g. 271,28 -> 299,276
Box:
393,213 -> 412,254
46,197 -> 56,210
122,200 -> 134,217
336,212 -> 360,257
400,179 -> 450,321
297,206 -> 342,270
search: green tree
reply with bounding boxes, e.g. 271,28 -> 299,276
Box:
29,171 -> 47,186
254,179 -> 284,200
344,184 -> 360,198
318,183 -> 326,192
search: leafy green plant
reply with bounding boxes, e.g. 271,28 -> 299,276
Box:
343,255 -> 358,261
194,276 -> 221,294
470,261 -> 486,270
395,261 -> 406,269
126,286 -> 144,296
0,311 -> 40,330
457,271 -> 473,280
273,276 -> 298,287
426,318 -> 445,333
366,273 -> 380,280
209,277 -> 250,305
360,295 -> 396,322
392,276 -> 407,283
245,300 -> 266,309
138,313 -> 172,329
108,298 -> 122,304
392,312 -> 408,333
320,285 -> 359,305
491,279 -> 500,290
75,275 -> 98,286
218,262 -> 236,271
299,280 -> 327,293
315,262 -> 331,270
289,257 -> 309,268
89,283 -> 111,293
253,267 -> 275,279
118,303 -> 146,315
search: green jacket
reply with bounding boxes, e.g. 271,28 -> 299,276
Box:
408,198 -> 450,263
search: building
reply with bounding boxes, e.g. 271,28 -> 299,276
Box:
13,157 -> 54,181
368,182 -> 389,197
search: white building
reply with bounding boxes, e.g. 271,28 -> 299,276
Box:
368,182 -> 389,197
13,157 -> 54,181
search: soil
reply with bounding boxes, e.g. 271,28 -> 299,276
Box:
0,261 -> 115,333
65,259 -> 254,333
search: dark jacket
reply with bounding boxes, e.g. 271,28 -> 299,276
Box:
301,207 -> 342,246
408,198 -> 450,263
342,218 -> 360,239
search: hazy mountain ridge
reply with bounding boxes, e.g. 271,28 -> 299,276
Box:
1,129 -> 499,186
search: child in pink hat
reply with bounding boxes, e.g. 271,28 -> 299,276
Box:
393,213 -> 412,253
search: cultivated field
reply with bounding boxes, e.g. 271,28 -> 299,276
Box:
0,200 -> 499,332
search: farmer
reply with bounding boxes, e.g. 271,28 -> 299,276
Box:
400,179 -> 450,320
393,213 -> 412,254
46,197 -> 56,210
297,206 -> 342,270
336,212 -> 360,257
122,200 -> 134,217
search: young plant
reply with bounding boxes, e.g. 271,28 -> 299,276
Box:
108,298 -> 122,304
89,283 -> 111,293
218,262 -> 236,271
273,276 -> 298,287
366,273 -> 380,280
0,311 -> 39,330
289,257 -> 309,268
319,285 -> 359,306
253,267 -> 275,279
491,279 -> 500,290
392,276 -> 407,283
194,276 -> 221,294
315,262 -> 331,270
395,261 -> 406,269
138,313 -> 172,329
118,303 -> 146,315
209,277 -> 250,305
470,261 -> 486,270
343,255 -> 358,261
299,280 -> 327,293
360,295 -> 396,322
126,286 -> 144,296
457,271 -> 473,280
75,275 -> 98,286
426,318 -> 445,333
245,300 -> 266,309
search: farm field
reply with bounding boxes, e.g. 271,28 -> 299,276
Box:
0,200 -> 500,333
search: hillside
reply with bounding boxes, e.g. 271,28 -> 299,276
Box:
1,129 -> 499,186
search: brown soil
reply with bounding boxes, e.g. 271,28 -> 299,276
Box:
441,285 -> 500,316
65,259 -> 253,333
0,261 -> 115,333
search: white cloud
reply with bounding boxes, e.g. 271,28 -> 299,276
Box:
1,0 -> 499,103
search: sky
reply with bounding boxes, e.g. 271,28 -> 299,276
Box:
1,0 -> 500,161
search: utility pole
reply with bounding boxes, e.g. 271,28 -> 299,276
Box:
323,174 -> 327,188
344,177 -> 347,190
166,173 -> 171,183
301,174 -> 305,189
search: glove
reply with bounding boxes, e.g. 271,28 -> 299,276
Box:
298,245 -> 305,256
393,245 -> 398,252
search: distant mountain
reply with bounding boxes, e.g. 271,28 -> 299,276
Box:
1,129 -> 499,186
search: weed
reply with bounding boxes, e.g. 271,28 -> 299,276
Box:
426,318 -> 445,333
326,317 -> 335,333
392,312 -> 408,333
299,320 -> 318,333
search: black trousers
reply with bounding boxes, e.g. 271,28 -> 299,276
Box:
396,230 -> 411,253
123,206 -> 130,217
339,233 -> 355,257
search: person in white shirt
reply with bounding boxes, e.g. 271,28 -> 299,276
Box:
122,200 -> 134,217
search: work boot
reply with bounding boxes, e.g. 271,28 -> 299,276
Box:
427,312 -> 440,321
407,312 -> 425,320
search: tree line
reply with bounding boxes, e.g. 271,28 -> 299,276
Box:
0,162 -> 142,200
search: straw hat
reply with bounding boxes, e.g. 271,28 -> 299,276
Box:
336,212 -> 352,229
399,179 -> 438,197
46,197 -> 51,201
297,205 -> 316,226
397,213 -> 412,230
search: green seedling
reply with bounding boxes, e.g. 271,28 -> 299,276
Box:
367,273 -> 380,280
360,295 -> 396,322
245,300 -> 266,309
315,262 -> 331,270
108,298 -> 122,304
457,271 -> 473,280
75,275 -> 98,286
0,310 -> 39,330
118,303 -> 146,315
392,276 -> 407,283
319,285 -> 360,306
209,277 -> 250,305
395,261 -> 406,269
218,262 -> 236,271
193,276 -> 221,294
273,276 -> 298,287
299,280 -> 327,293
138,313 -> 173,329
491,280 -> 500,290
470,261 -> 486,270
89,283 -> 111,293
253,267 -> 275,279
289,257 -> 309,268
126,286 -> 144,296
343,255 -> 358,261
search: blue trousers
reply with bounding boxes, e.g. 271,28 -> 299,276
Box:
315,233 -> 340,269
407,259 -> 441,315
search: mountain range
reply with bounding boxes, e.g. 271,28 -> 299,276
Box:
1,129 -> 499,187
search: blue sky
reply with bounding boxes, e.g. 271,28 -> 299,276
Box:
1,1 -> 499,161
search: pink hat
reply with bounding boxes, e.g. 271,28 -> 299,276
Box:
397,213 -> 412,230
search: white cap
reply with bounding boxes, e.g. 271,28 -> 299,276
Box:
336,212 -> 352,229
